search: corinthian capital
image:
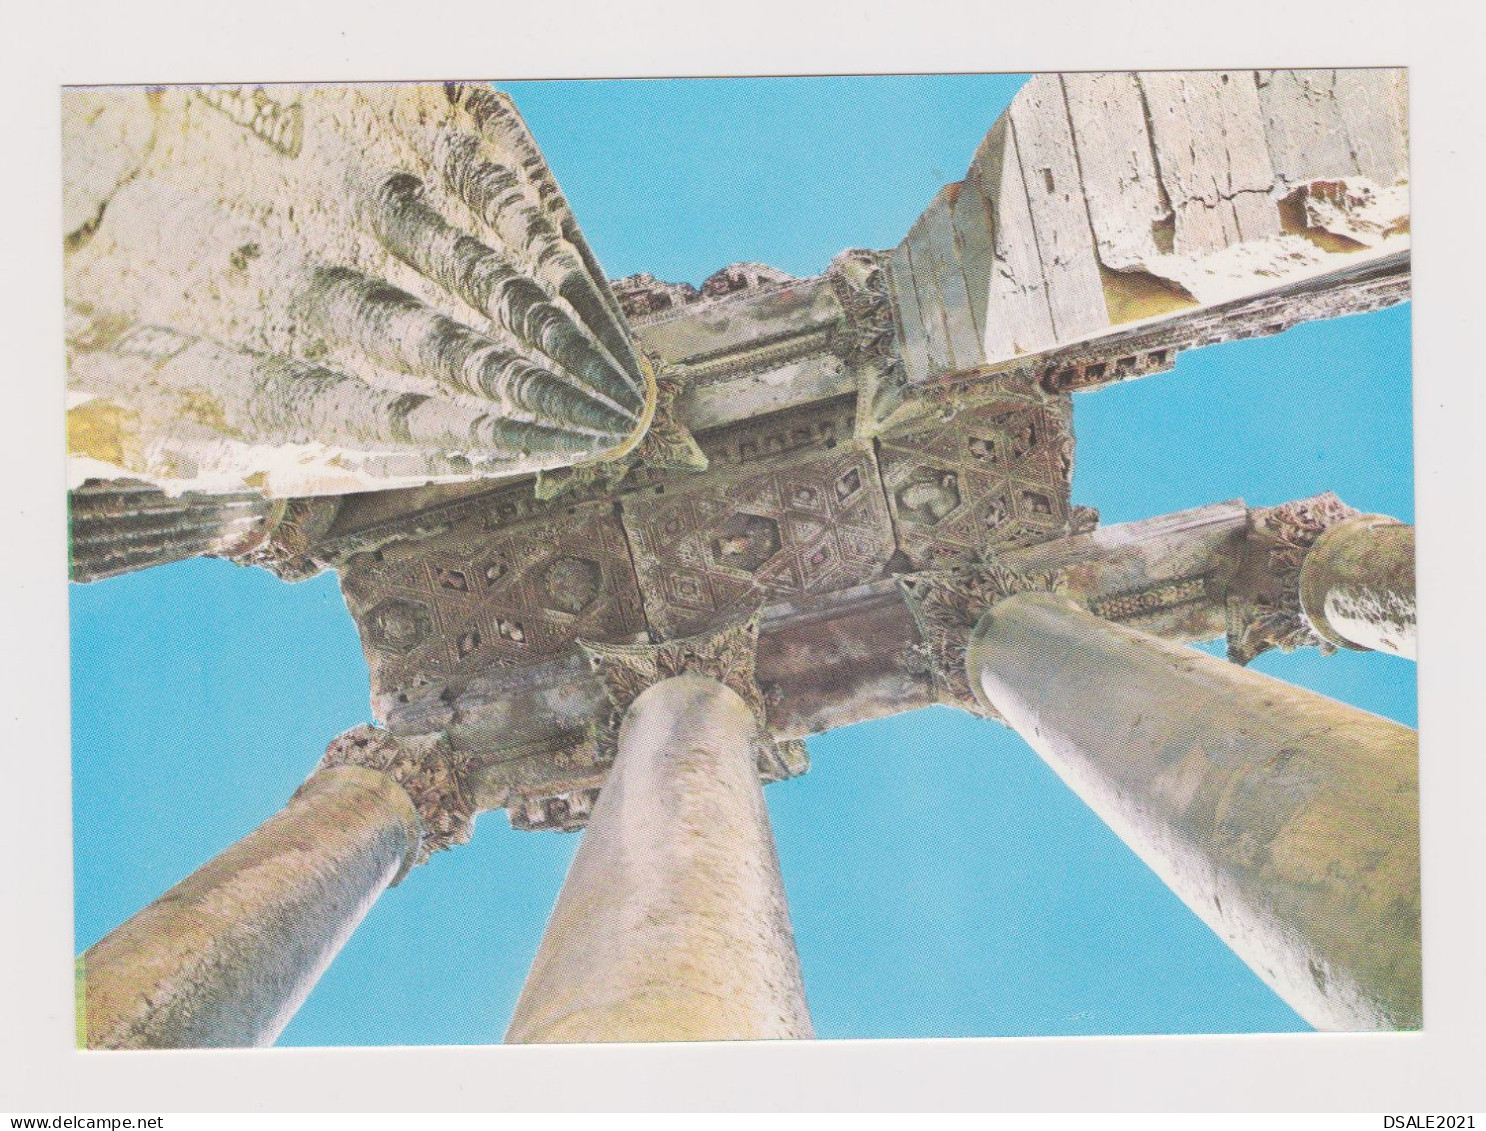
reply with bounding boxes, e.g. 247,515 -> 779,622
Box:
535,359 -> 707,501
316,726 -> 477,866
578,615 -> 805,779
898,564 -> 1066,714
1225,492 -> 1362,665
580,615 -> 767,733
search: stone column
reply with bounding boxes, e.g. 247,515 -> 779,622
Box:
1225,493 -> 1416,665
78,764 -> 420,1049
1300,514 -> 1416,659
952,584 -> 1420,1031
506,620 -> 812,1043
68,480 -> 279,582
78,727 -> 474,1048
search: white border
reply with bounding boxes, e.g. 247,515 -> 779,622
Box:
5,0 -> 1483,1111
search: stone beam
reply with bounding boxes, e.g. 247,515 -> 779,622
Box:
63,83 -> 649,500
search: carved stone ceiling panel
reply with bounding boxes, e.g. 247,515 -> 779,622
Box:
877,396 -> 1076,569
340,493 -> 648,718
335,379 -> 1080,725
620,438 -> 896,640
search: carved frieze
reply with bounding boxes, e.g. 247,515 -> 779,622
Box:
826,248 -> 907,433
877,396 -> 1078,569
1088,575 -> 1213,622
1225,491 -> 1362,665
898,564 -> 1066,714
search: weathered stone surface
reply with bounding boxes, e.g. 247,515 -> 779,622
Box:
66,73 -> 1422,1051
1299,515 -> 1416,659
899,563 -> 1066,714
1005,498 -> 1249,643
337,481 -> 649,724
534,361 -> 708,502
1137,71 -> 1279,255
64,83 -> 648,499
620,420 -> 893,639
881,68 -> 1410,414
611,272 -> 701,319
1061,72 -> 1169,274
68,478 -> 279,582
1007,75 -> 1111,341
966,593 -> 1420,1031
506,674 -> 812,1043
826,248 -> 906,434
877,395 -> 1078,568
318,725 -> 478,861
637,271 -> 849,430
967,117 -> 1058,362
78,765 -> 420,1048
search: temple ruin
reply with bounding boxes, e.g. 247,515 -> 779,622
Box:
65,71 -> 1418,1046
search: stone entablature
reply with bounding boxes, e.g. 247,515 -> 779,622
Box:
898,564 -> 1067,714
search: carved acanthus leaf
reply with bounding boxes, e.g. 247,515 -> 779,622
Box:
827,248 -> 906,389
316,725 -> 477,865
581,613 -> 766,731
1066,504 -> 1102,537
1225,492 -> 1361,665
579,613 -> 800,772
898,564 -> 1066,715
535,363 -> 707,501
234,496 -> 341,582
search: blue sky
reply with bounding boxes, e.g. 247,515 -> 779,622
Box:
69,75 -> 1414,1045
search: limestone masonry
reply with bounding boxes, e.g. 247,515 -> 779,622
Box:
67,71 -> 1417,1046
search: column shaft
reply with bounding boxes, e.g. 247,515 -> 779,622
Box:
966,592 -> 1420,1031
1300,515 -> 1417,659
507,674 -> 812,1043
78,765 -> 420,1048
69,481 -> 278,582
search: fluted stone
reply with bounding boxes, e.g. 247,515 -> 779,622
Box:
68,480 -> 278,582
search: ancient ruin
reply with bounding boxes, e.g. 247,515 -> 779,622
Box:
66,71 -> 1417,1046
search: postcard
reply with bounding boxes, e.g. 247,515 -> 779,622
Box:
63,70 -> 1418,1054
